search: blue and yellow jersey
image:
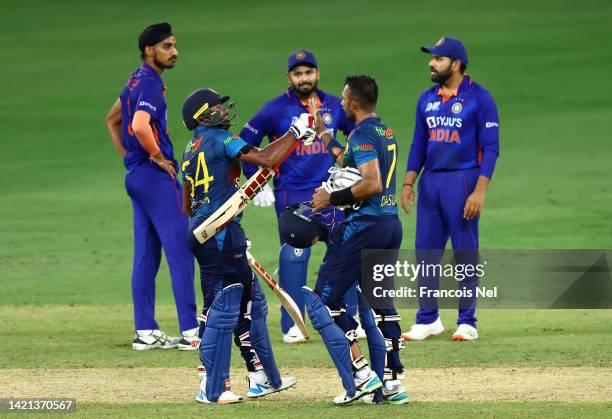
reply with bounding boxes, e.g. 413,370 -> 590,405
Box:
406,76 -> 500,178
239,89 -> 354,191
181,126 -> 248,220
343,117 -> 398,218
119,63 -> 175,170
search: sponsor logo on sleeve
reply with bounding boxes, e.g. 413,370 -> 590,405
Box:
485,122 -> 499,128
224,134 -> 240,145
352,144 -> 374,152
138,101 -> 157,112
243,122 -> 258,134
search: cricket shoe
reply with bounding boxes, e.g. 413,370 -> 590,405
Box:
401,317 -> 445,341
132,329 -> 179,350
178,327 -> 200,351
283,325 -> 308,344
196,376 -> 243,405
333,369 -> 382,405
363,379 -> 410,405
452,324 -> 479,341
246,370 -> 297,398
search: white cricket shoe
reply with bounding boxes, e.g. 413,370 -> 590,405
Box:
178,327 -> 200,351
196,376 -> 243,405
283,325 -> 308,344
333,369 -> 382,405
246,370 -> 297,398
132,329 -> 179,350
401,317 -> 445,341
452,324 -> 479,341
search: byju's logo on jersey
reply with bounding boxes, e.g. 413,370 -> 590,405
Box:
426,116 -> 463,129
425,102 -> 441,112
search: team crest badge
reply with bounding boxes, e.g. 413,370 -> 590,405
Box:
436,37 -> 445,46
322,112 -> 333,125
295,51 -> 306,60
294,248 -> 303,257
451,102 -> 462,114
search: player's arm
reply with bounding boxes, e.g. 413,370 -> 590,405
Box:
239,109 -> 270,178
464,90 -> 500,220
236,114 -> 313,167
309,97 -> 345,166
131,110 -> 176,178
182,181 -> 192,218
312,158 -> 381,211
104,98 -> 126,157
401,97 -> 429,214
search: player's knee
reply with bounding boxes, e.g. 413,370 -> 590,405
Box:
279,243 -> 311,263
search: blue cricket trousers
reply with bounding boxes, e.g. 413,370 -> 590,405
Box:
125,161 -> 197,332
415,167 -> 480,327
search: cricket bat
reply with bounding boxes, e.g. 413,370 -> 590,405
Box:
193,167 -> 274,244
246,250 -> 310,341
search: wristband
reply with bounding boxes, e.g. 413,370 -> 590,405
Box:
330,187 -> 356,207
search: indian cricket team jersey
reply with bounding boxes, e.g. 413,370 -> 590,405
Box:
239,89 -> 354,191
343,117 -> 398,218
120,63 -> 175,170
406,76 -> 500,178
180,126 -> 248,220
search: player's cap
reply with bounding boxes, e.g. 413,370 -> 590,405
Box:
182,88 -> 229,131
421,36 -> 468,65
138,22 -> 173,52
288,50 -> 318,71
279,203 -> 331,248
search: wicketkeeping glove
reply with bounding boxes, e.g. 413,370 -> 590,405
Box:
288,113 -> 316,145
252,184 -> 275,207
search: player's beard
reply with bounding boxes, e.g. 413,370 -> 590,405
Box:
431,62 -> 452,83
154,55 -> 177,70
292,80 -> 318,97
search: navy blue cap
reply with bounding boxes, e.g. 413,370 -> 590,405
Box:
421,36 -> 468,65
182,88 -> 229,131
287,50 -> 318,71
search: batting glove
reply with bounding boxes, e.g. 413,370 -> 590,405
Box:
252,184 -> 275,207
289,113 -> 316,145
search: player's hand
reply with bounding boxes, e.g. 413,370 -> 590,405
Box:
289,113 -> 316,145
401,184 -> 416,214
150,152 -> 176,179
312,187 -> 331,211
308,97 -> 325,134
464,190 -> 485,220
253,184 -> 275,207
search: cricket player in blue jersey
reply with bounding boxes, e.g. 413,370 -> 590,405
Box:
401,37 -> 500,341
240,50 -> 361,343
299,76 -> 408,405
104,23 -> 198,351
180,88 -> 314,404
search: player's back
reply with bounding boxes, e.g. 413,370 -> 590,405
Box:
344,117 -> 398,219
181,126 -> 244,221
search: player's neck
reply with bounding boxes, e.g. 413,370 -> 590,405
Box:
442,73 -> 464,93
354,110 -> 377,125
144,59 -> 165,75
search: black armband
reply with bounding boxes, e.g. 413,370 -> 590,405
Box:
237,144 -> 255,156
330,187 -> 356,206
327,138 -> 345,163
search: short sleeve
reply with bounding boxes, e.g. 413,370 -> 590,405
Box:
349,131 -> 378,165
221,133 -> 249,159
135,79 -> 163,116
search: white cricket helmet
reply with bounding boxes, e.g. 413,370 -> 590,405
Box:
321,167 -> 363,210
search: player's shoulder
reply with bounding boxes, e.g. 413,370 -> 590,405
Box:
466,78 -> 496,101
418,84 -> 439,101
318,89 -> 342,105
260,92 -> 293,111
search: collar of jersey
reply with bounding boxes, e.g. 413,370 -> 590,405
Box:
436,76 -> 471,103
140,63 -> 163,82
356,116 -> 381,127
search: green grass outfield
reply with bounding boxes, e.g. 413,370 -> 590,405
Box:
1,0 -> 611,416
